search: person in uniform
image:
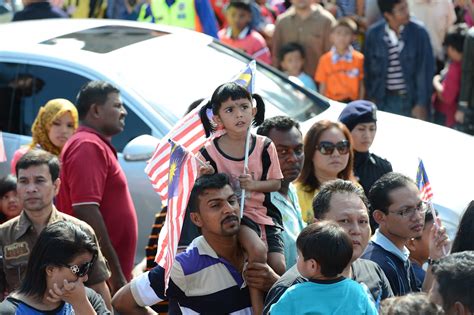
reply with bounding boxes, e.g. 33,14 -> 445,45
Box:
338,100 -> 392,232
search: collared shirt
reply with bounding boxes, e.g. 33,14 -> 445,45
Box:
384,24 -> 407,92
272,4 -> 336,76
131,236 -> 252,314
218,26 -> 272,64
0,207 -> 110,295
371,229 -> 410,262
331,46 -> 354,64
270,184 -> 306,268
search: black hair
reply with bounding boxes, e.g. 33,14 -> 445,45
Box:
377,0 -> 402,15
19,221 -> 98,298
256,115 -> 301,137
312,179 -> 370,220
431,251 -> 474,311
16,149 -> 60,182
333,17 -> 357,34
277,42 -> 305,65
380,293 -> 444,315
444,23 -> 468,54
296,221 -> 353,277
188,173 -> 231,213
0,174 -> 17,198
226,0 -> 252,13
368,172 -> 415,214
186,98 -> 205,115
451,201 -> 474,253
76,81 -> 120,120
199,82 -> 265,137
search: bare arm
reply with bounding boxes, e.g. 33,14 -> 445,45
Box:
73,204 -> 127,295
112,284 -> 149,315
319,83 -> 327,97
239,177 -> 281,193
88,281 -> 112,312
358,81 -> 365,100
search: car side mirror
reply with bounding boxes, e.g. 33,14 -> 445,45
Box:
122,134 -> 160,161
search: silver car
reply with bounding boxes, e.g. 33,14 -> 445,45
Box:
1,19 -> 472,263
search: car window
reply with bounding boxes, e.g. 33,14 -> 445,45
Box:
0,62 -> 151,152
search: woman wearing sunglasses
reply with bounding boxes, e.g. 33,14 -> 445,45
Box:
295,119 -> 357,223
0,221 -> 110,314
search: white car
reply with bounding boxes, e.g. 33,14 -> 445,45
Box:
0,19 -> 471,262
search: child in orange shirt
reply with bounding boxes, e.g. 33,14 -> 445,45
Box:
315,17 -> 364,102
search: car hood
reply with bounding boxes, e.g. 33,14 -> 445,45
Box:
301,101 -> 474,236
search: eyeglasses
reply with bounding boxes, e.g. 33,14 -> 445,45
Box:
64,256 -> 96,277
316,140 -> 350,155
389,202 -> 428,218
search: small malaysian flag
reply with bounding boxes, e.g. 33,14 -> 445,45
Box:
416,159 -> 433,202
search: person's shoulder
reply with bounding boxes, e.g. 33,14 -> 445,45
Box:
0,297 -> 19,314
313,4 -> 335,21
353,258 -> 384,273
0,215 -> 22,240
58,212 -> 96,235
319,51 -> 332,63
249,29 -> 266,41
366,19 -> 385,35
352,49 -> 364,60
369,153 -> 392,169
276,7 -> 296,22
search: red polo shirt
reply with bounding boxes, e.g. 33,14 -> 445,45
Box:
57,126 -> 137,280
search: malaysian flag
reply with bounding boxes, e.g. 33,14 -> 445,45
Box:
145,60 -> 256,202
155,140 -> 198,289
416,159 -> 433,202
0,132 -> 7,163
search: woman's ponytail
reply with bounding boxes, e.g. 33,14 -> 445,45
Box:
199,101 -> 215,137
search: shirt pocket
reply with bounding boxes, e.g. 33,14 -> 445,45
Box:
4,259 -> 27,292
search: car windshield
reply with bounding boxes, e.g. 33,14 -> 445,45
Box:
121,40 -> 329,125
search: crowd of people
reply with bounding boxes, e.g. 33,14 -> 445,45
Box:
0,0 -> 474,314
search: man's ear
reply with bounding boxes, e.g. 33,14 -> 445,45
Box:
89,103 -> 101,119
453,301 -> 469,315
53,178 -> 61,196
190,212 -> 203,228
373,209 -> 386,225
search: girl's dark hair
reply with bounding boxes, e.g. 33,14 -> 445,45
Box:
296,120 -> 355,192
451,201 -> 474,253
19,221 -> 98,298
199,82 -> 265,137
0,174 -> 17,198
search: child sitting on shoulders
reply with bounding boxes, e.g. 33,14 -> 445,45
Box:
218,0 -> 272,64
278,42 -> 318,92
270,221 -> 378,315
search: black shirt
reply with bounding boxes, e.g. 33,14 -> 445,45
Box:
263,259 -> 394,314
12,2 -> 68,21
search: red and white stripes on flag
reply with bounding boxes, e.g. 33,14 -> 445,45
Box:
416,159 -> 433,202
0,132 -> 7,163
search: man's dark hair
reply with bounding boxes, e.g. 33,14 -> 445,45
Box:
444,23 -> 468,54
277,42 -> 306,64
188,173 -> 231,213
431,251 -> 474,312
76,81 -> 120,120
312,179 -> 370,220
19,221 -> 98,298
368,172 -> 415,214
16,149 -> 60,181
297,221 -> 353,277
451,201 -> 474,253
377,0 -> 402,15
0,174 -> 17,198
226,0 -> 251,13
256,115 -> 301,137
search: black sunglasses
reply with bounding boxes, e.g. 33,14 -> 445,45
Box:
65,256 -> 96,277
316,140 -> 350,155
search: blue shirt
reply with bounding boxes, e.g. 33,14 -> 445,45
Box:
270,184 -> 306,268
269,277 -> 378,315
130,236 -> 252,314
297,73 -> 318,92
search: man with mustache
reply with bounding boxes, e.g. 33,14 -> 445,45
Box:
112,173 -> 253,314
57,81 -> 137,294
362,172 -> 448,296
263,179 -> 393,314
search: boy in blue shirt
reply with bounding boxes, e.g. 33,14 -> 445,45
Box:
270,221 -> 377,315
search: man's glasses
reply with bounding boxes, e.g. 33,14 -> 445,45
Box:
65,256 -> 96,277
316,140 -> 350,155
389,202 -> 428,218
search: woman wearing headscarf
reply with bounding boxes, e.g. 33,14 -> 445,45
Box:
10,99 -> 78,174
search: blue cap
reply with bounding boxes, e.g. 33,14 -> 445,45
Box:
338,100 -> 377,131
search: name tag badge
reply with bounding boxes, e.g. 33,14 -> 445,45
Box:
4,242 -> 30,260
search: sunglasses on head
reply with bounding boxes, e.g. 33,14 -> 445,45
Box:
66,256 -> 96,277
316,140 -> 350,155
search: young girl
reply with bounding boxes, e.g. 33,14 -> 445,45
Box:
199,82 -> 285,315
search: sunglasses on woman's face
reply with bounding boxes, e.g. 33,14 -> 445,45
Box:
316,140 -> 350,155
66,257 -> 95,278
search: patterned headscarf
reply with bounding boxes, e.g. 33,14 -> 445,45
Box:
30,99 -> 79,156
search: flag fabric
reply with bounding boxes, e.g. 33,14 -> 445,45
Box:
416,159 -> 433,202
145,60 -> 257,202
155,140 -> 198,289
0,132 -> 7,163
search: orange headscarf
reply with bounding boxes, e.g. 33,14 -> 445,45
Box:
30,99 -> 79,156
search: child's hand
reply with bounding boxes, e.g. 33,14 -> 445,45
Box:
199,161 -> 215,176
239,170 -> 256,191
47,278 -> 88,306
428,218 -> 450,261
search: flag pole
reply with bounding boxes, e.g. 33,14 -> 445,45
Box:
240,126 -> 251,218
